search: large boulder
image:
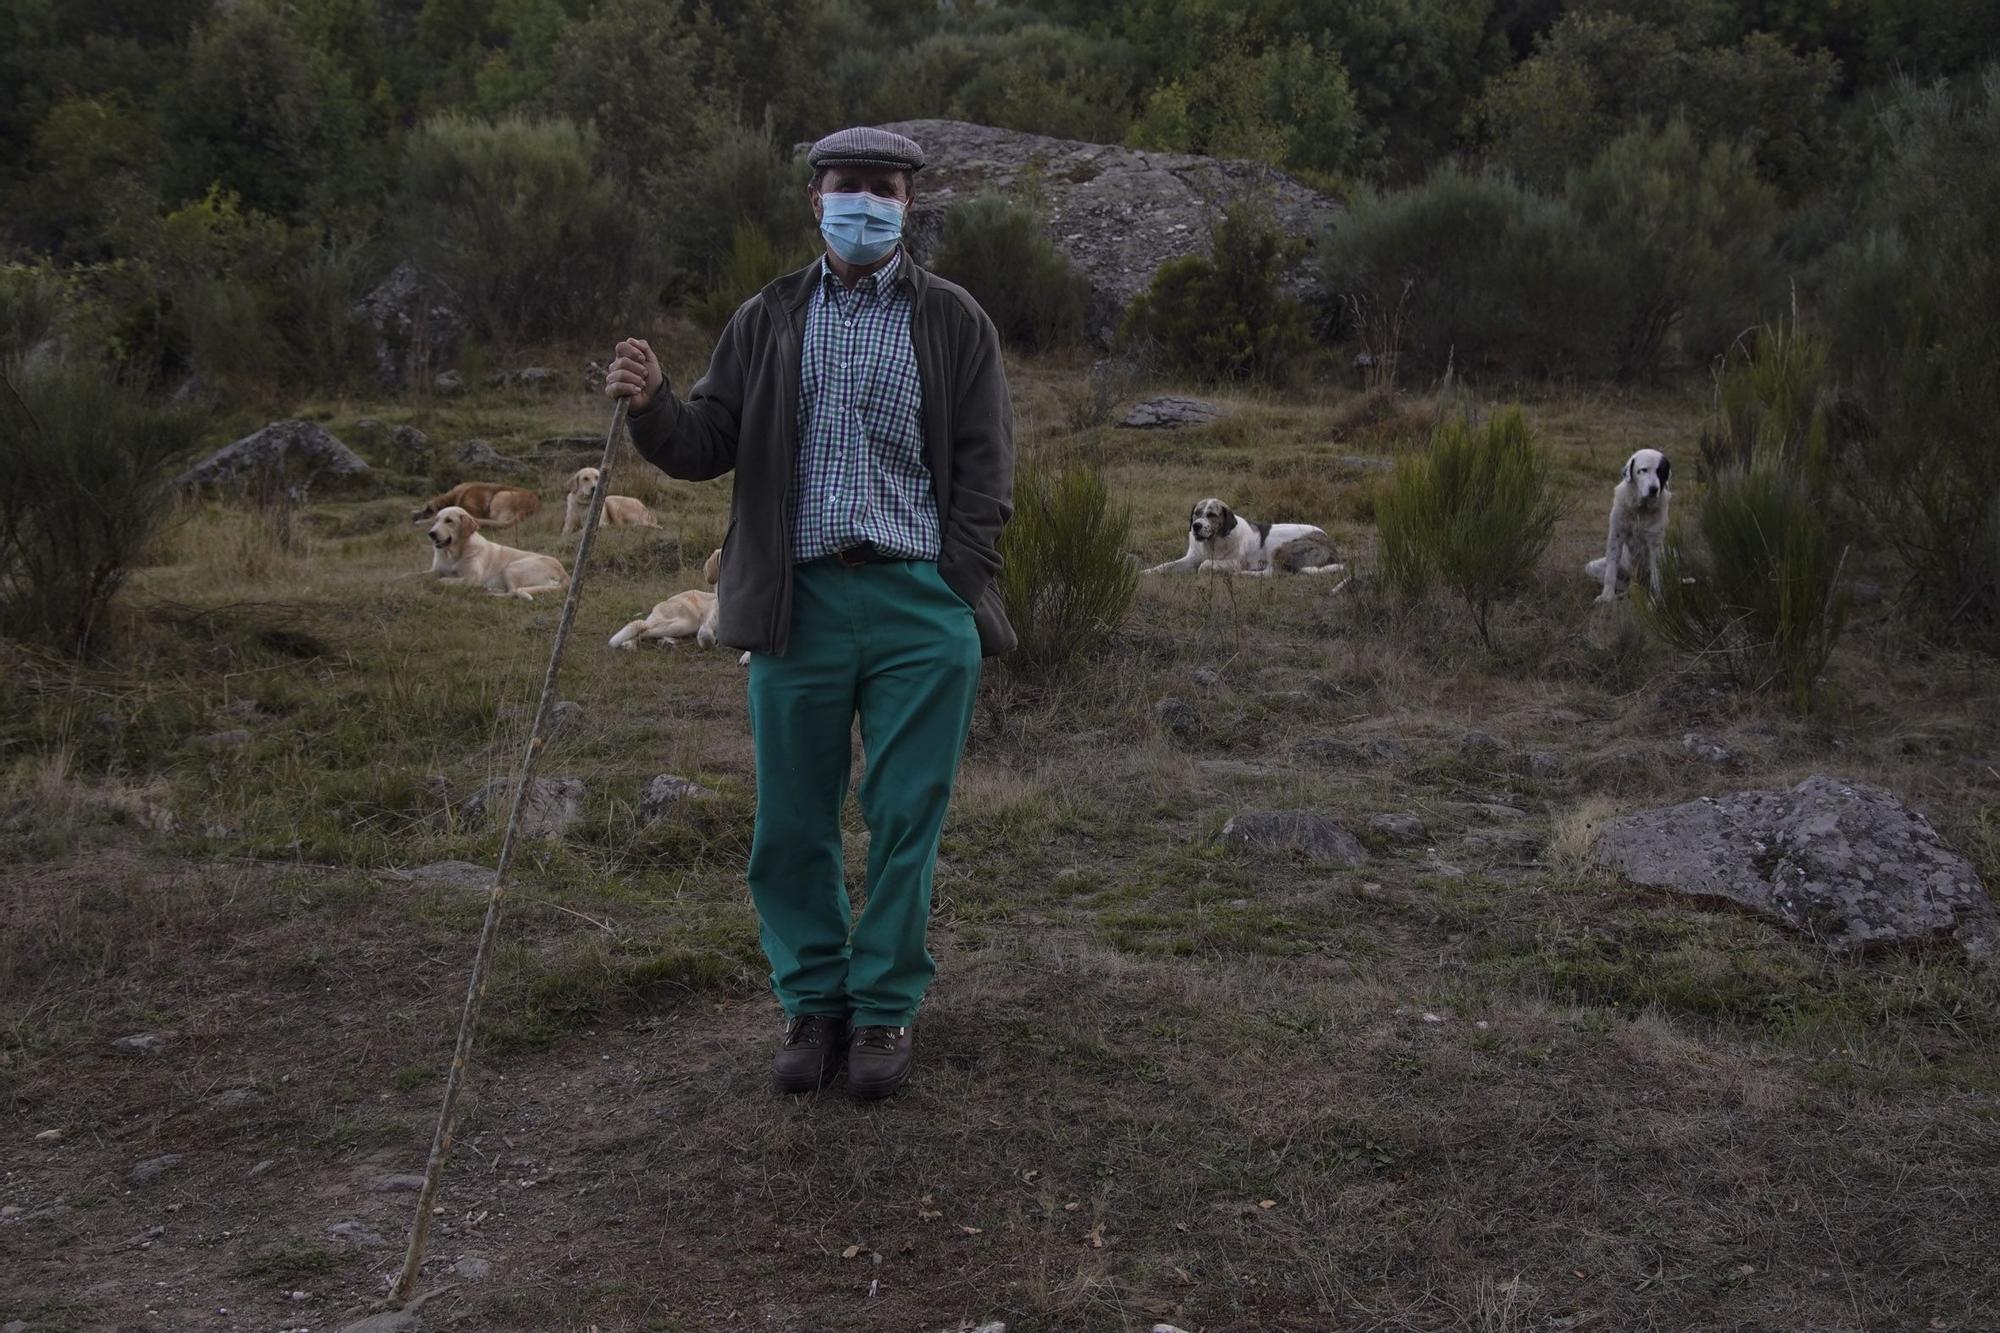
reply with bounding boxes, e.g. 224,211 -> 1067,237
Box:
1221,811 -> 1367,868
176,420 -> 371,494
1591,776 -> 1998,959
353,261 -> 466,391
874,119 -> 1341,344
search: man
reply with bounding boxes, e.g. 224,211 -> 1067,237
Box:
604,127 -> 1015,1101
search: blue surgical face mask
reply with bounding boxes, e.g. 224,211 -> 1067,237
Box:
818,190 -> 904,266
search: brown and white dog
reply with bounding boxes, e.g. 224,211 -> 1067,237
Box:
1144,498 -> 1343,576
425,505 -> 568,600
563,467 -> 659,538
412,481 -> 541,529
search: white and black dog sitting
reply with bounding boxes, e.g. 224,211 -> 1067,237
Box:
1586,448 -> 1672,602
1145,498 -> 1343,576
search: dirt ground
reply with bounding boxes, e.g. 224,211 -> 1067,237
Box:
3,362 -> 1998,1331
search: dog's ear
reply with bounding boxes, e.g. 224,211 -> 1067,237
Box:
460,511 -> 479,537
1217,505 -> 1237,536
703,548 -> 722,585
1189,501 -> 1202,529
1622,455 -> 1635,483
1656,455 -> 1671,487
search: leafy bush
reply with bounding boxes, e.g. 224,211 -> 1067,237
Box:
1128,36 -> 1364,179
1637,459 -> 1849,712
0,264 -> 69,362
931,193 -> 1089,352
999,455 -> 1139,676
1119,204 -> 1309,384
1824,67 -> 2000,634
690,223 -> 817,331
1567,118 -> 1784,377
399,113 -> 647,344
648,120 -> 814,296
1375,407 -> 1568,648
0,362 -> 200,654
1320,163 -> 1615,380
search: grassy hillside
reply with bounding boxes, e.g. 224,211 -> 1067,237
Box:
2,356 -> 1997,1331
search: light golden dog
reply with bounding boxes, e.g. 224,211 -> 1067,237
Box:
609,549 -> 725,650
412,481 -> 541,528
426,506 -> 568,600
563,467 -> 659,538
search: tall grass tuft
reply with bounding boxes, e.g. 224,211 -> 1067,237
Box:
1637,458 -> 1848,713
1697,312 -> 1836,479
1375,407 -> 1567,649
690,222 -> 816,331
999,453 -> 1139,676
0,361 -> 201,654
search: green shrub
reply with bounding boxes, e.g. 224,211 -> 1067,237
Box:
931,193 -> 1089,352
1376,407 -> 1568,648
999,455 -> 1139,676
1696,315 -> 1837,480
1637,459 -> 1849,713
690,223 -> 817,332
1119,204 -> 1309,384
1320,163 -> 1616,380
399,113 -> 647,344
0,264 -> 69,362
649,121 -> 815,296
1824,67 -> 2000,634
0,362 -> 200,654
1567,118 -> 1784,377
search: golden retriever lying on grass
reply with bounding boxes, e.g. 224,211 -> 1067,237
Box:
563,467 -> 659,538
426,506 -> 568,600
609,549 -> 723,650
412,481 -> 541,528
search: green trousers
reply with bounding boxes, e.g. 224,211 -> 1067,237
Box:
745,557 -> 981,1027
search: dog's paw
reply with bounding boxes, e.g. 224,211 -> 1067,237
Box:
1594,590 -> 1618,605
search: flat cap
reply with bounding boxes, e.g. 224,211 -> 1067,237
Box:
807,126 -> 925,174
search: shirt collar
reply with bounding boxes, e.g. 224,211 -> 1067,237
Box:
820,247 -> 903,297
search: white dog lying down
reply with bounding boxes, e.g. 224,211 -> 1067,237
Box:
609,549 -> 720,650
1586,448 -> 1672,602
427,505 -> 569,600
1144,498 -> 1343,575
563,467 -> 659,538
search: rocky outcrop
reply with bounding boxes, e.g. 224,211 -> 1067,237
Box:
1591,776 -> 1997,959
1120,396 -> 1225,429
875,119 -> 1341,343
461,778 -> 584,839
176,420 -> 372,494
354,262 -> 465,391
1222,811 -> 1367,867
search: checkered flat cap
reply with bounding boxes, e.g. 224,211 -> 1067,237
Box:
807,126 -> 925,174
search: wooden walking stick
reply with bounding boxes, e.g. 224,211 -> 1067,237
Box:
385,396 -> 629,1307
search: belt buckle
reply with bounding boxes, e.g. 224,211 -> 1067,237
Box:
835,544 -> 872,568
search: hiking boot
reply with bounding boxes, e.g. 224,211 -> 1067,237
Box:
772,1013 -> 848,1093
845,1024 -> 915,1100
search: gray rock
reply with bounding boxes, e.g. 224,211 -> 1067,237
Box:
169,373 -> 214,407
638,774 -> 718,824
1154,697 -> 1202,741
1295,735 -> 1404,767
388,424 -> 431,467
451,1255 -> 495,1280
487,366 -> 561,391
1120,395 -> 1225,430
248,1159 -> 277,1178
370,1174 -> 426,1192
1368,813 -> 1427,843
1460,731 -> 1506,759
129,1154 -> 183,1186
1681,733 -> 1743,766
455,438 -> 515,471
548,699 -> 584,739
327,1219 -> 390,1248
462,777 -> 585,839
1189,666 -> 1221,689
353,417 -> 385,436
434,369 -> 465,396
1591,776 -> 1999,958
6,1319 -> 29,1333
400,860 -> 491,892
176,420 -> 371,494
353,260 -> 465,390
208,1086 -> 259,1110
111,1032 -> 173,1055
1221,811 -> 1367,867
878,119 -> 1340,344
1461,829 -> 1543,862
1526,751 -> 1563,780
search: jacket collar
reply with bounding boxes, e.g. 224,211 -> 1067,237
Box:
777,247 -> 927,315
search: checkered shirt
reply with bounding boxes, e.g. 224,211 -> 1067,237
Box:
790,250 -> 938,563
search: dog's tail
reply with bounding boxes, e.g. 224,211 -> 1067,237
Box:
608,618 -> 649,650
1273,531 -> 1339,574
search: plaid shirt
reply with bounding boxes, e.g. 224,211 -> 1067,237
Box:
791,250 -> 938,563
